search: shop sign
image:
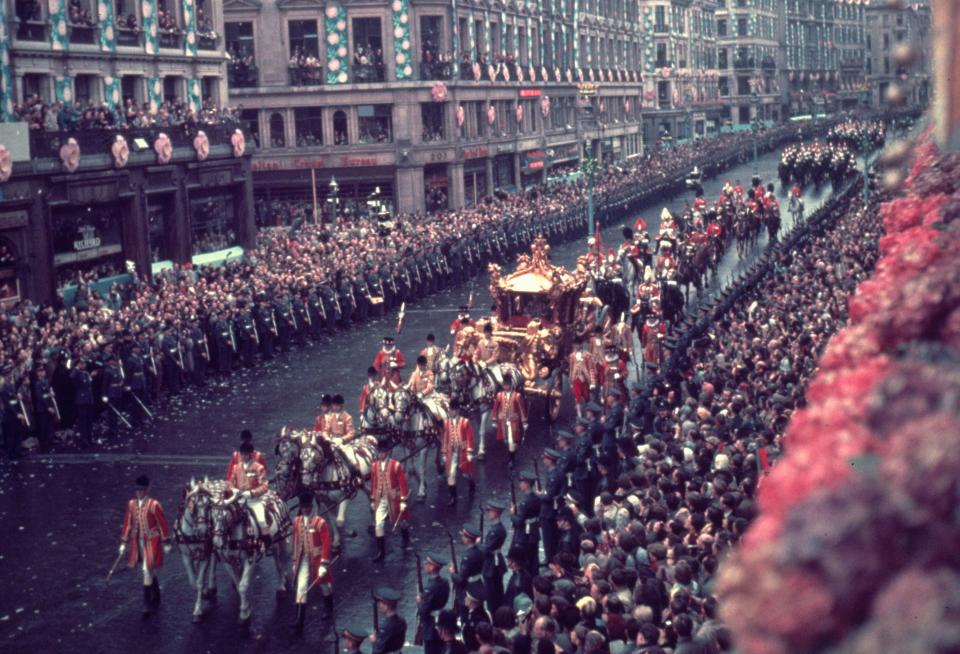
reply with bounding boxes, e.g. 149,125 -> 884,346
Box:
73,224 -> 102,251
67,182 -> 119,205
252,155 -> 386,172
547,143 -> 580,163
462,147 -> 489,159
200,169 -> 233,187
522,149 -> 547,170
577,83 -> 599,96
519,88 -> 542,98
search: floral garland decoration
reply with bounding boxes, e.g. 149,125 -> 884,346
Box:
325,4 -> 349,85
49,0 -> 69,52
431,81 -> 448,103
230,129 -> 246,158
154,132 -> 173,164
0,144 -> 13,183
112,134 -> 129,169
193,130 -> 210,161
60,137 -> 80,173
391,0 -> 413,80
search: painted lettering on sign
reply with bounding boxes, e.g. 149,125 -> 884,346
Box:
463,147 -> 489,159
73,224 -> 101,251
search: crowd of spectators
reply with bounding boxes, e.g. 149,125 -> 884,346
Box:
12,95 -> 240,132
430,187 -> 882,654
67,0 -> 95,26
289,47 -> 323,86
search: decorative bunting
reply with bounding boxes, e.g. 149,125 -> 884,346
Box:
97,0 -> 116,52
49,0 -> 69,51
324,3 -> 349,85
55,76 -> 74,103
0,10 -> 13,120
392,0 -> 413,80
182,0 -> 198,56
142,0 -> 159,55
187,78 -> 202,113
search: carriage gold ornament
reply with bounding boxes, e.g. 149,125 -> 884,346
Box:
486,236 -> 587,421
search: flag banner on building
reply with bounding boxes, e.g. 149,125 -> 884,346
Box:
324,3 -> 349,85
468,10 -> 476,61
98,0 -> 117,52
183,0 -> 198,56
500,11 -> 507,58
142,0 -> 159,55
573,0 -> 580,72
392,0 -> 413,80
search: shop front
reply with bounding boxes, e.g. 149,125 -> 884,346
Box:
424,163 -> 449,212
462,147 -> 489,206
520,148 -> 547,189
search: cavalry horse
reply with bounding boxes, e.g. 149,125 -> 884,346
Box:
208,486 -> 292,625
363,385 -> 448,498
175,478 -> 223,623
274,428 -> 376,550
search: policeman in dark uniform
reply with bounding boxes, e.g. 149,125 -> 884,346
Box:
510,470 -> 541,577
211,311 -> 234,375
100,352 -> 125,437
123,342 -> 148,425
417,553 -> 450,654
555,431 -> 577,493
70,358 -> 95,445
273,295 -> 294,352
1,368 -> 24,458
462,583 -> 491,652
572,417 -> 598,515
255,295 -> 276,359
186,318 -> 208,385
539,448 -> 566,568
234,302 -> 258,368
371,587 -> 406,654
30,363 -> 57,451
160,326 -> 183,394
479,499 -> 507,614
449,523 -> 483,622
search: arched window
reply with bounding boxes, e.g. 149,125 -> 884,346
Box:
270,112 -> 286,148
333,110 -> 348,145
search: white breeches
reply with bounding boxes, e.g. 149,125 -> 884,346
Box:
478,414 -> 489,453
446,448 -> 468,486
138,537 -> 153,585
295,557 -> 330,604
374,498 -> 390,537
506,423 -> 516,452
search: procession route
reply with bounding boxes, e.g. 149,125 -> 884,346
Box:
26,453 -> 227,466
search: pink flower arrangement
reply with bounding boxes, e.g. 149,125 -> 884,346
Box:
111,135 -> 129,169
193,130 -> 210,161
719,131 -> 960,654
154,133 -> 173,164
60,137 -> 80,172
230,129 -> 246,158
0,144 -> 12,182
431,81 -> 448,103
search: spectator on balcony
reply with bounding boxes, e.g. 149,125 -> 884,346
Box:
196,8 -> 216,39
68,0 -> 95,26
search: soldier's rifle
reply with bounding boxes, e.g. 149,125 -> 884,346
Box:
396,302 -> 406,335
509,476 -> 517,512
131,391 -> 154,419
104,399 -> 133,429
290,306 -> 299,331
251,318 -> 261,346
204,331 -> 214,359
175,338 -> 185,370
305,554 -> 341,594
270,310 -> 279,337
147,345 -> 158,376
48,389 -> 61,422
436,523 -> 458,576
533,459 -> 543,492
303,302 -> 313,327
17,392 -> 31,429
372,591 -> 380,635
413,551 -> 425,645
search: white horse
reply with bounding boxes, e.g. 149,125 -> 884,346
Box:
299,432 -> 376,550
175,478 -> 222,623
209,488 -> 292,625
388,388 -> 448,498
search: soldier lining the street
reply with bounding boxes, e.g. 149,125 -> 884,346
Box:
510,469 -> 541,577
370,587 -> 407,654
450,523 -> 483,622
479,499 -> 508,614
342,625 -> 369,653
417,553 -> 451,654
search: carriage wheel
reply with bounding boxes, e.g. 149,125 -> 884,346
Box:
545,373 -> 564,423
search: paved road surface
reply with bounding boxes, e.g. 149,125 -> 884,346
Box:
0,149 -> 837,652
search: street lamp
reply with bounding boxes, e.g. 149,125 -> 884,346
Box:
328,177 -> 339,218
750,80 -> 761,175
580,143 -> 599,239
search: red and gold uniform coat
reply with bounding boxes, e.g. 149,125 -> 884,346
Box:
292,514 -> 332,585
492,390 -> 527,443
370,458 -> 409,522
120,497 -> 170,571
442,416 -> 475,474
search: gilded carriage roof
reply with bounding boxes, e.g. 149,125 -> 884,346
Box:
489,236 -> 585,296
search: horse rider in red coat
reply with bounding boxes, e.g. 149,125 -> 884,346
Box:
369,439 -> 410,561
442,400 -> 476,506
491,375 -> 527,465
313,394 -> 333,432
290,492 -> 334,633
225,429 -> 267,481
373,336 -> 406,386
119,474 -> 171,617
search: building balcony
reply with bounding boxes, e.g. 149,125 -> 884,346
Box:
733,58 -> 756,70
353,63 -> 386,84
419,59 -> 454,81
289,66 -> 324,87
14,18 -> 48,42
115,26 -> 143,48
228,64 -> 259,89
158,29 -> 183,49
68,23 -> 98,45
197,32 -> 219,51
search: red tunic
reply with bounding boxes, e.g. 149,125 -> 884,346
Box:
359,381 -> 379,414
370,459 -> 409,522
292,514 -> 332,585
449,318 -> 475,335
373,348 -> 406,385
568,351 -> 596,403
225,450 -> 267,483
442,416 -> 475,475
228,460 -> 269,496
642,321 -> 667,365
120,497 -> 170,572
598,358 -> 627,399
492,390 -> 527,443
